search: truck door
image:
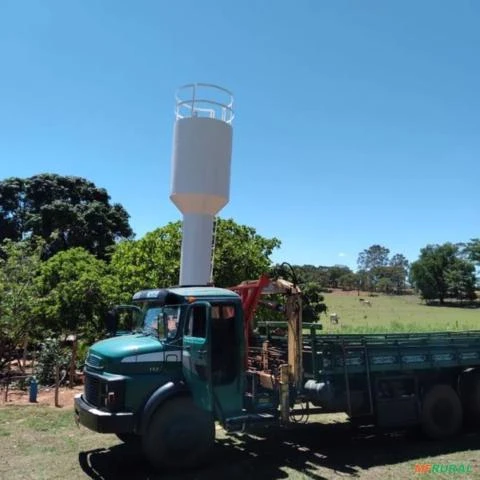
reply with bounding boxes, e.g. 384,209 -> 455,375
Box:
182,301 -> 244,421
182,302 -> 214,412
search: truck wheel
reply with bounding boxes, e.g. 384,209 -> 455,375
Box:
420,384 -> 463,440
116,433 -> 141,447
142,396 -> 215,471
462,372 -> 480,426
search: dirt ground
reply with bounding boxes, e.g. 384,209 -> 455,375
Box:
0,384 -> 83,408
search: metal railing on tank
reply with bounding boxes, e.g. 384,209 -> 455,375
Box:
175,83 -> 234,124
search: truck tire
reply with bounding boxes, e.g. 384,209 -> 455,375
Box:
462,372 -> 480,426
142,396 -> 215,471
420,384 -> 463,440
116,433 -> 141,447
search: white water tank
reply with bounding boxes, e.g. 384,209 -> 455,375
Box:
170,83 -> 234,286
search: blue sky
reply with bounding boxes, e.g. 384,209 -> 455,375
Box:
1,0 -> 479,271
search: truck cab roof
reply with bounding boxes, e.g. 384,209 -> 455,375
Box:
132,285 -> 240,303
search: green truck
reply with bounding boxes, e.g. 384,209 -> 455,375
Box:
74,275 -> 480,471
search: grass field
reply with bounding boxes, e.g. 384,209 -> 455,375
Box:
0,405 -> 479,480
1,292 -> 480,480
320,292 -> 480,333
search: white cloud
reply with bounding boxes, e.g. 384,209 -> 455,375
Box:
338,252 -> 347,257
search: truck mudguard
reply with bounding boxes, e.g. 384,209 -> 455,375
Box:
139,380 -> 190,434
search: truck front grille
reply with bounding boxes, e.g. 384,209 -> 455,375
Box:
84,373 -> 102,407
84,373 -> 126,412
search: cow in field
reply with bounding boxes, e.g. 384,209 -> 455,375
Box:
330,313 -> 339,324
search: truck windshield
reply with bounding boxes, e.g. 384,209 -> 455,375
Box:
143,305 -> 181,339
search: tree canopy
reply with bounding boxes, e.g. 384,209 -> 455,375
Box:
465,238 -> 480,265
36,247 -> 114,336
109,221 -> 183,302
410,243 -> 476,304
357,245 -> 390,271
292,264 -> 353,290
356,246 -> 409,293
0,239 -> 44,371
110,218 -> 281,301
0,174 -> 133,260
212,219 -> 281,287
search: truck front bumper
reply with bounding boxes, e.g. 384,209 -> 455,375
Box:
74,393 -> 135,434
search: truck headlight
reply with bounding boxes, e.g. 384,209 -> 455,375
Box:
101,379 -> 126,412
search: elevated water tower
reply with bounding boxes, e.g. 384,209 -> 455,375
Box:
170,83 -> 234,286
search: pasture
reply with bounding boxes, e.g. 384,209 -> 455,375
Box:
1,291 -> 479,480
320,290 -> 480,333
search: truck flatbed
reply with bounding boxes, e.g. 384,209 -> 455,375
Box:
255,324 -> 480,376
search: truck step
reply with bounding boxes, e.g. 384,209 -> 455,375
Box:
224,413 -> 278,432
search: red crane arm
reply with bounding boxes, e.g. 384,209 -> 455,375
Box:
228,274 -> 271,365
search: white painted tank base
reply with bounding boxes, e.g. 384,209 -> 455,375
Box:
179,213 -> 214,286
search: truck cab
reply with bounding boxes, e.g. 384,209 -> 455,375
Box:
74,285 -> 248,470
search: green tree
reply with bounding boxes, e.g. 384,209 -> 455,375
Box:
37,248 -> 114,385
376,276 -> 394,294
356,246 -> 409,294
0,239 -> 44,373
356,269 -> 370,291
37,247 -> 113,335
213,219 -> 280,286
338,272 -> 358,291
0,174 -> 133,260
369,265 -> 406,294
445,259 -> 477,301
110,218 -> 281,299
327,265 -> 353,289
358,245 -> 390,271
266,265 -> 328,323
410,243 -> 476,304
389,253 -> 410,293
290,265 -> 330,287
465,238 -> 480,264
301,282 -> 328,322
289,265 -> 356,290
109,221 -> 183,302
357,245 -> 390,292
289,265 -> 315,284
